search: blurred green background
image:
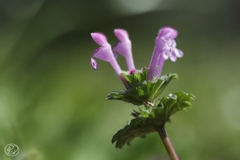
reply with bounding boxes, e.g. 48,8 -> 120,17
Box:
0,0 -> 240,159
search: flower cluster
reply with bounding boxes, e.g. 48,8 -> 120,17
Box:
90,27 -> 195,149
90,27 -> 183,88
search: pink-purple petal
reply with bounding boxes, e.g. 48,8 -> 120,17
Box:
175,49 -> 184,57
113,29 -> 135,71
171,40 -> 177,48
114,29 -> 129,41
91,58 -> 98,70
113,51 -> 118,58
155,54 -> 165,77
159,27 -> 178,40
162,51 -> 169,60
113,42 -> 127,55
91,32 -> 108,46
169,52 -> 177,62
148,31 -> 166,80
92,46 -> 112,62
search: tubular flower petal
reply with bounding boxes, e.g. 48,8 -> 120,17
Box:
148,27 -> 183,80
90,32 -> 130,88
113,29 -> 135,71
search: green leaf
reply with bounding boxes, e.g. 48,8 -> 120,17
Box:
156,92 -> 196,123
112,91 -> 196,148
111,117 -> 156,148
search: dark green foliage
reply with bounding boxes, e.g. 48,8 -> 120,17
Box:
112,92 -> 195,148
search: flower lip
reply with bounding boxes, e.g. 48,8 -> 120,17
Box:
91,58 -> 98,70
159,27 -> 178,40
114,29 -> 129,42
91,32 -> 108,46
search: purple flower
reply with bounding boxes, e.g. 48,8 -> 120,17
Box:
148,27 -> 183,80
113,29 -> 135,72
90,27 -> 183,88
90,32 -> 131,88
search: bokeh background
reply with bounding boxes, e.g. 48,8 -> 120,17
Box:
0,0 -> 240,159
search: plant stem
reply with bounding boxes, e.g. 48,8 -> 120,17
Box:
157,126 -> 179,160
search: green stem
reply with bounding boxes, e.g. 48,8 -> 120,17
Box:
157,126 -> 179,160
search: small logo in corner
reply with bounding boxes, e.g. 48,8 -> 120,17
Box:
4,143 -> 20,157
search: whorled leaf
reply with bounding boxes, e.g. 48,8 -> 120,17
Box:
106,70 -> 178,106
112,91 -> 195,148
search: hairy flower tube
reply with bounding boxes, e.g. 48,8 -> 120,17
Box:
148,27 -> 183,80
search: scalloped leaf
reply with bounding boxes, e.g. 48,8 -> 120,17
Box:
112,91 -> 195,148
111,118 -> 156,148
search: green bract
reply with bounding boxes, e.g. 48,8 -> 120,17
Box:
106,69 -> 178,106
